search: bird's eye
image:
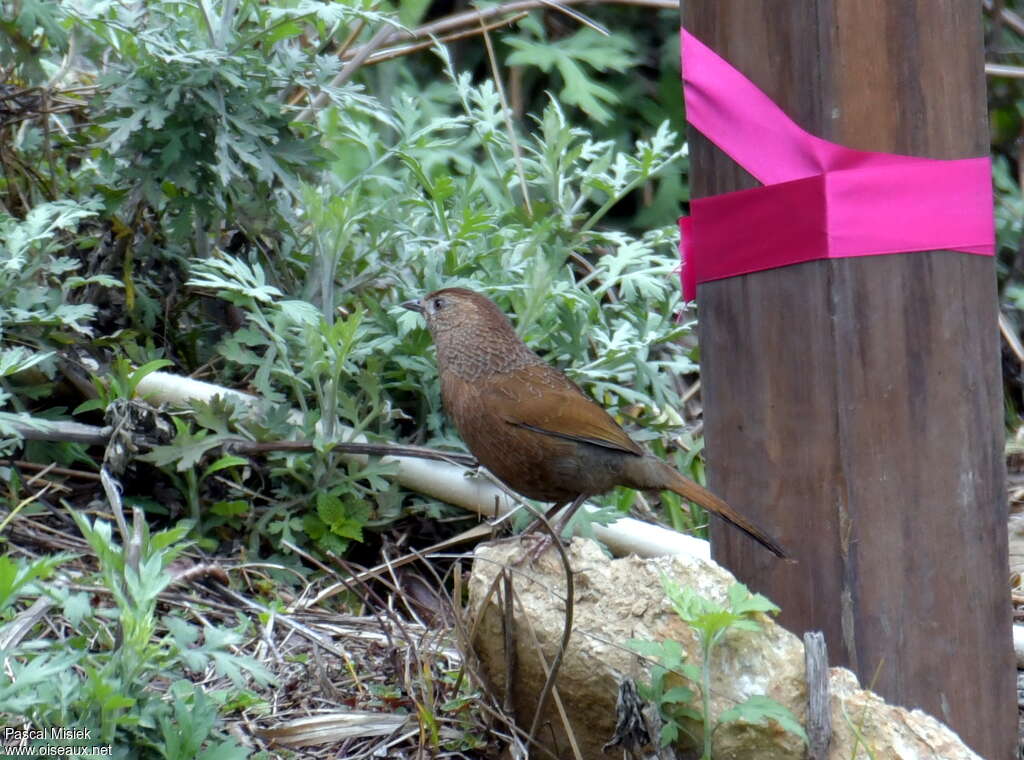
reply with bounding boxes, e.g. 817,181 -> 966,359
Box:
432,297 -> 444,310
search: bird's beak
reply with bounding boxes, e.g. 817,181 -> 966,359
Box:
401,299 -> 424,314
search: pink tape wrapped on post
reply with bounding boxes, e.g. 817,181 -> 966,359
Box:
678,28 -> 994,301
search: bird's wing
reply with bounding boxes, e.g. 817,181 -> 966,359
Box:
484,365 -> 644,456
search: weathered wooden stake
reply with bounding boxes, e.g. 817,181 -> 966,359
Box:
683,2 -> 1016,756
804,631 -> 831,760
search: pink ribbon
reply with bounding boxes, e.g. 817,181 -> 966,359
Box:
679,28 -> 994,301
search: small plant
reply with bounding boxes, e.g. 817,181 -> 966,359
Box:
629,578 -> 807,758
139,413 -> 250,535
0,200 -> 109,346
504,18 -> 638,124
0,197 -> 122,460
0,200 -> 113,414
74,357 -> 174,414
0,512 -> 274,755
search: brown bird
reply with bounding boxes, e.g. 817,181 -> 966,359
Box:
402,287 -> 786,558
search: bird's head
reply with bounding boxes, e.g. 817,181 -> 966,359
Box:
401,287 -> 533,376
401,287 -> 513,339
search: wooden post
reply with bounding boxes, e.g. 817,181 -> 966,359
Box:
683,2 -> 1016,757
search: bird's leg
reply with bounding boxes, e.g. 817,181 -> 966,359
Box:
551,493 -> 589,537
519,494 -> 590,562
517,501 -> 565,564
523,501 -> 566,535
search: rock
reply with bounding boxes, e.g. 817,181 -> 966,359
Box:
465,539 -> 982,760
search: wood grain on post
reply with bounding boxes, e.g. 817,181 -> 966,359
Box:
682,2 -> 1016,757
803,631 -> 831,760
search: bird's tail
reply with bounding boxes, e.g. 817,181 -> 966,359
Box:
643,458 -> 788,558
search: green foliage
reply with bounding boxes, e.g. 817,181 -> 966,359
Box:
1,3 -> 696,745
987,5 -> 1024,426
2,0 -> 394,344
627,636 -> 702,744
74,357 -> 174,414
3,0 -> 1022,753
164,43 -> 690,548
1,0 -> 694,554
629,579 -> 807,757
0,351 -> 60,457
994,155 -> 1023,265
0,198 -> 117,454
304,491 -> 372,554
0,199 -> 108,349
140,414 -> 250,533
0,514 -> 272,756
64,0 -> 358,245
0,553 -> 71,613
505,21 -> 637,123
158,681 -> 250,760
0,0 -> 67,83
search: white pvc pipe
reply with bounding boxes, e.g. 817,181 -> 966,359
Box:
135,371 -> 711,559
